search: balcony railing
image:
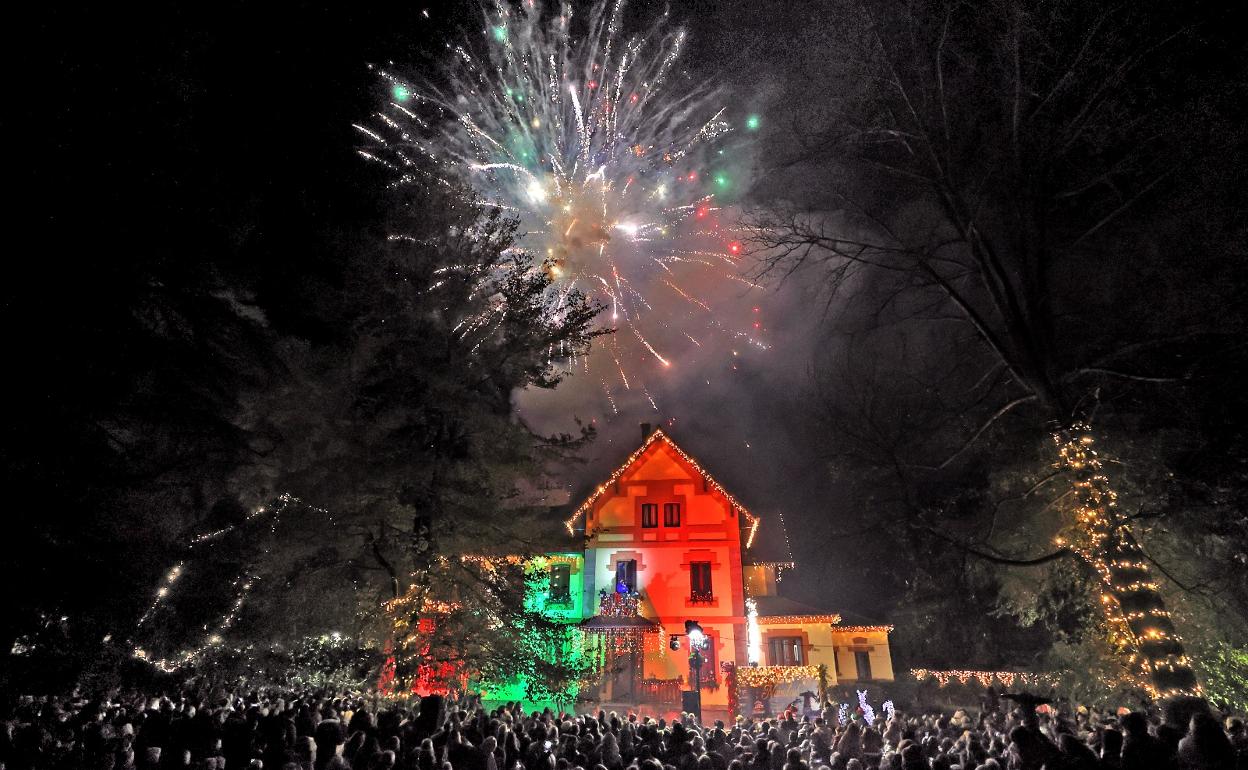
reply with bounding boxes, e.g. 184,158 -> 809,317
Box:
640,676 -> 683,704
689,589 -> 714,604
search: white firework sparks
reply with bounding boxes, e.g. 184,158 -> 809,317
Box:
360,0 -> 765,411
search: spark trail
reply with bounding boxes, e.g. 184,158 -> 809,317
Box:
360,0 -> 766,413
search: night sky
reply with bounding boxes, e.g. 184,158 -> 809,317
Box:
12,1 -> 886,615
10,0 -> 1247,667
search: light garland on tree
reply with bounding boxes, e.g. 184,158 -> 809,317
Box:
563,428 -> 760,543
910,668 -> 1054,688
1052,424 -> 1202,699
133,573 -> 257,673
131,491 -> 322,672
882,699 -> 896,722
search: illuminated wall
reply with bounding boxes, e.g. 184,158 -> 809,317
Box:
830,628 -> 895,682
583,436 -> 749,708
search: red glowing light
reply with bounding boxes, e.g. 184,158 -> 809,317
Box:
696,207 -> 708,218
688,170 -> 698,181
753,307 -> 760,313
629,92 -> 639,104
588,80 -> 598,89
728,241 -> 741,254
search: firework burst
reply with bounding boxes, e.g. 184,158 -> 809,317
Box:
359,0 -> 766,413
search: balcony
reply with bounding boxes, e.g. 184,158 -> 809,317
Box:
688,589 -> 715,605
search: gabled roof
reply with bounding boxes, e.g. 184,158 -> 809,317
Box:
563,428 -> 759,544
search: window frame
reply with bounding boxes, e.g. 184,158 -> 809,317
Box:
548,563 -> 572,604
663,502 -> 681,527
689,561 -> 713,603
615,559 -> 638,592
767,636 -> 805,666
640,503 -> 658,528
853,650 -> 873,681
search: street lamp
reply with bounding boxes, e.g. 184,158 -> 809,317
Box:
683,620 -> 707,721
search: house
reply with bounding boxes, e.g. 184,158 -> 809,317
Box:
498,424 -> 894,717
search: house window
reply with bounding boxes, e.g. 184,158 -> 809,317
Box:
690,561 -> 713,603
768,636 -> 804,666
641,503 -> 658,528
854,651 -> 873,680
663,502 -> 681,527
549,563 -> 571,604
615,560 -> 637,593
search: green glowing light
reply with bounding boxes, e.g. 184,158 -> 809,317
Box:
746,114 -> 761,131
492,25 -> 507,42
392,85 -> 411,102
714,173 -> 730,189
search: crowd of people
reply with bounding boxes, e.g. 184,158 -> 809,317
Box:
2,688 -> 1246,770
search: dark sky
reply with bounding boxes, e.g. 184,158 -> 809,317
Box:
13,0 -> 889,620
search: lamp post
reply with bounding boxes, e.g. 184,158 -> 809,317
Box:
683,619 -> 706,722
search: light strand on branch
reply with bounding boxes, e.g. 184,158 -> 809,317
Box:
1052,424 -> 1202,699
131,492 -> 324,672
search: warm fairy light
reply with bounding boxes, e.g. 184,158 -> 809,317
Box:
132,492 -> 327,673
363,0 -> 766,410
746,598 -> 762,664
1053,424 -> 1201,697
756,613 -> 843,626
565,428 -> 761,540
911,669 -> 1053,688
737,664 -> 821,687
831,625 -> 893,634
745,517 -> 760,548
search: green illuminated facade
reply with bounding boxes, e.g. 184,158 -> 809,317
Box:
476,553 -> 588,708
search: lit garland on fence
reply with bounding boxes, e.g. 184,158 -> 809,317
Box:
599,589 -> 642,617
831,625 -> 894,634
736,664 -> 822,688
563,428 -> 760,543
910,669 -> 1053,688
1053,425 -> 1202,699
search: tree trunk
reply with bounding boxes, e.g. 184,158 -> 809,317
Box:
1053,424 -> 1201,698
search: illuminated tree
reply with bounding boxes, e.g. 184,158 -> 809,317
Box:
749,0 -> 1246,697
